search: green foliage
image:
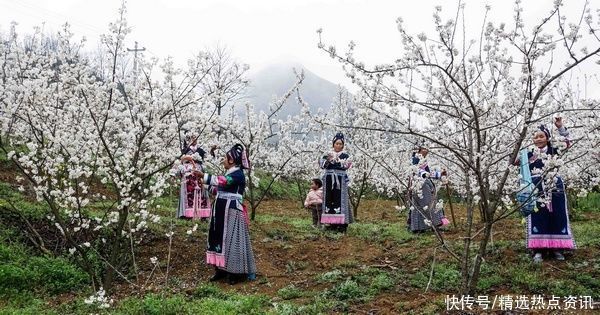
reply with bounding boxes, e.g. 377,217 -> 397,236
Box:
574,192 -> 600,213
28,256 -> 89,294
118,294 -> 188,315
369,272 -> 396,292
187,297 -> 238,315
264,227 -> 291,241
270,296 -> 335,315
476,263 -> 504,292
114,290 -> 268,315
409,263 -> 460,291
501,258 -> 600,298
192,283 -> 228,299
0,264 -> 31,296
315,269 -> 344,283
0,297 -> 58,315
571,220 -> 600,248
254,170 -> 304,200
0,243 -> 88,298
349,268 -> 397,296
0,182 -> 47,221
286,217 -> 313,230
277,285 -> 304,300
325,279 -> 366,302
505,265 -> 549,292
349,222 -> 414,244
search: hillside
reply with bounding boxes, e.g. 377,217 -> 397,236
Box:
245,62 -> 341,117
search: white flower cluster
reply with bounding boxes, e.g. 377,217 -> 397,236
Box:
83,287 -> 113,309
186,224 -> 198,235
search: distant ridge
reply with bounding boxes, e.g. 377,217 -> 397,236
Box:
244,62 -> 341,117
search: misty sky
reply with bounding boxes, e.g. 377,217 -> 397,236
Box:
0,0 -> 597,95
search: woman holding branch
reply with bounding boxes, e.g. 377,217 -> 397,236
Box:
518,117 -> 576,263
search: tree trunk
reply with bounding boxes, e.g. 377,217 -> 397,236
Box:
468,218 -> 494,294
103,206 -> 129,291
295,179 -> 305,208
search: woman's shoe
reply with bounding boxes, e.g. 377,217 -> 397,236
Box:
209,269 -> 227,282
554,251 -> 565,261
227,273 -> 242,285
533,252 -> 543,263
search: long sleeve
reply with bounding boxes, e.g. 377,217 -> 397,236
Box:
304,191 -> 312,208
319,156 -> 330,169
304,189 -> 324,207
321,152 -> 352,170
316,188 -> 323,203
204,173 -> 240,188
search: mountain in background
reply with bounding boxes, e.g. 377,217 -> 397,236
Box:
243,62 -> 341,117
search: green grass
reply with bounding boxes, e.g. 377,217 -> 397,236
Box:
369,272 -> 397,292
0,243 -> 88,298
252,170 -> 305,201
277,285 -> 305,300
270,296 -> 336,315
349,222 -> 415,244
315,269 -> 344,283
573,191 -> 600,213
0,182 -> 47,221
115,287 -> 270,315
0,297 -> 58,315
0,171 -> 599,313
316,268 -> 399,307
409,262 -> 461,292
325,279 -> 367,302
476,263 -> 505,292
254,214 -> 279,224
571,220 -> 600,248
1,285 -> 271,315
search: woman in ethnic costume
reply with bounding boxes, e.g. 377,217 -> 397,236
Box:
407,145 -> 449,233
171,155 -> 205,219
519,118 -> 576,263
197,144 -> 257,284
320,133 -> 353,233
181,133 -> 211,219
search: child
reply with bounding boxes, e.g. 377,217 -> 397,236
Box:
304,178 -> 323,227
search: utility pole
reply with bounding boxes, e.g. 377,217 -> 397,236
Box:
127,41 -> 146,77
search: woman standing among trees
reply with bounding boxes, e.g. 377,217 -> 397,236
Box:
171,155 -> 204,219
407,144 -> 449,233
518,117 -> 576,263
197,144 -> 257,284
320,133 -> 353,233
179,133 -> 211,219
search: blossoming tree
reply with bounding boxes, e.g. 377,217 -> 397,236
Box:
0,5 -> 216,291
317,0 -> 600,294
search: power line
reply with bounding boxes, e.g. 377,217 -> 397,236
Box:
0,0 -> 105,38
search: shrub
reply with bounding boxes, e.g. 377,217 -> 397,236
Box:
277,285 -> 304,300
326,279 -> 366,302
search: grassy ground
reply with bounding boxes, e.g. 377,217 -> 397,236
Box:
0,161 -> 599,314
